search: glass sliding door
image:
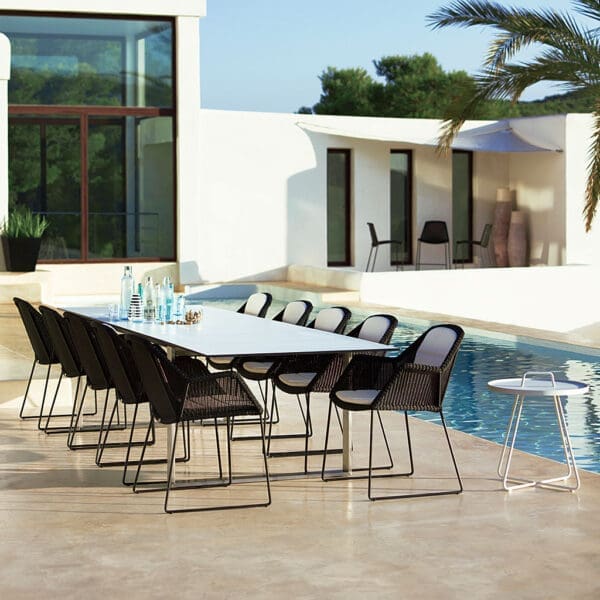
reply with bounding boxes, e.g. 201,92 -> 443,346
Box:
390,150 -> 412,265
452,150 -> 473,264
4,13 -> 176,262
327,149 -> 351,266
8,117 -> 82,259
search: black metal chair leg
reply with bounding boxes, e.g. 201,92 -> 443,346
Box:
18,359 -> 38,419
368,411 -> 461,501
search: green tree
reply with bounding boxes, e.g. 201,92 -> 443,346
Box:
428,0 -> 600,231
372,53 -> 476,118
312,67 -> 377,116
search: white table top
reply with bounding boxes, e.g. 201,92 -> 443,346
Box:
487,377 -> 589,397
63,305 -> 395,358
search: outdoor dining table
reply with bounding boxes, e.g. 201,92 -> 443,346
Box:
62,304 -> 395,475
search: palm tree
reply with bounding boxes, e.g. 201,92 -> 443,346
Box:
428,0 -> 600,231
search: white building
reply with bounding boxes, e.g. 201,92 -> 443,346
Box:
0,0 -> 598,300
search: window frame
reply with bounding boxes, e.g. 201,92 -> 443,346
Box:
3,11 -> 177,264
390,149 -> 413,266
452,150 -> 474,265
326,148 -> 352,267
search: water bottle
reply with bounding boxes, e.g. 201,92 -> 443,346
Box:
165,282 -> 174,321
119,265 -> 133,320
143,276 -> 155,322
155,283 -> 165,323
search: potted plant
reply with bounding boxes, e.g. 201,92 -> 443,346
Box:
1,205 -> 49,272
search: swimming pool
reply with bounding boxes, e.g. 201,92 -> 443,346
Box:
192,297 -> 600,474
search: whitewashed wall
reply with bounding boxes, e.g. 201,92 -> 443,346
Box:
564,114 -> 600,265
189,111 -> 491,283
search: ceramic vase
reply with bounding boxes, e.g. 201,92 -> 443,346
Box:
128,293 -> 143,322
508,210 -> 528,267
492,188 -> 514,267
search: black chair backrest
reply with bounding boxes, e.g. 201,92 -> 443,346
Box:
397,324 -> 464,399
62,312 -> 112,390
419,221 -> 449,244
367,222 -> 379,246
272,300 -> 313,326
124,334 -> 181,424
237,292 -> 272,317
480,223 -> 493,247
13,297 -> 55,365
39,306 -> 82,378
307,306 -> 351,334
92,321 -> 142,405
347,313 -> 398,345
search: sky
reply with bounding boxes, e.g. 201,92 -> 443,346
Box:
199,0 -> 576,114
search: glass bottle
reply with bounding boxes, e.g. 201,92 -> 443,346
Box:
165,281 -> 174,322
155,283 -> 165,323
143,276 -> 155,322
119,265 -> 133,320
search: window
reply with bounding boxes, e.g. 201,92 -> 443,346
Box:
4,14 -> 176,262
327,149 -> 351,266
452,150 -> 473,264
390,150 -> 412,265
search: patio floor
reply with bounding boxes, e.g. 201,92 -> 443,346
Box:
1,304 -> 599,599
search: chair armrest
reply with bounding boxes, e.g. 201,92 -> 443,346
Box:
184,372 -> 263,418
332,354 -> 398,393
373,363 -> 443,412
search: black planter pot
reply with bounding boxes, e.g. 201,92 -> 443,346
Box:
1,236 -> 42,272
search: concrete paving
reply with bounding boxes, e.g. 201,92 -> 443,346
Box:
1,304 -> 599,599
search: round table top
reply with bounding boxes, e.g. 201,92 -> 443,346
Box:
488,377 -> 589,397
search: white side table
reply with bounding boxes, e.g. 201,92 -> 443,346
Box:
487,372 -> 588,492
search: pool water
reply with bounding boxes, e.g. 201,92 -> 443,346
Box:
195,298 -> 600,474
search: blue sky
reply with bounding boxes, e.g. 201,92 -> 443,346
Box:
200,0 -> 575,113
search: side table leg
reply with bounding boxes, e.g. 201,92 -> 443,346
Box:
535,395 -> 580,491
498,394 -> 537,491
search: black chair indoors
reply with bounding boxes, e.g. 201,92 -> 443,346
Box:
269,306 -> 352,472
415,220 -> 451,270
126,333 -> 271,513
233,300 -> 313,438
455,223 -> 493,268
322,324 -> 464,500
13,297 -> 62,427
207,292 -> 273,372
366,222 -> 403,272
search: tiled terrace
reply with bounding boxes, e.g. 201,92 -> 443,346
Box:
1,303 -> 599,599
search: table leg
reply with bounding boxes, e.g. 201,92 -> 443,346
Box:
166,347 -> 176,483
342,409 -> 352,473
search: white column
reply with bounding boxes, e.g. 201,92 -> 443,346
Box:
0,34 -> 11,270
174,16 -> 202,285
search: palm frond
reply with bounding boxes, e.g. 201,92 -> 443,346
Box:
428,1 -> 591,70
584,104 -> 600,231
574,0 -> 600,22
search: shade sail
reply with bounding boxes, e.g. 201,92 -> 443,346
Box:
296,119 -> 562,153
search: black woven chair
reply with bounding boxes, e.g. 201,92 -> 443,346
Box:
366,222 -> 403,272
38,305 -> 94,435
233,299 -> 313,439
415,220 -> 451,270
62,311 -> 126,453
270,306 -> 352,472
13,297 -> 63,428
91,321 -> 194,478
455,223 -> 493,268
207,292 -> 273,372
125,333 -> 271,513
322,324 -> 464,500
